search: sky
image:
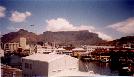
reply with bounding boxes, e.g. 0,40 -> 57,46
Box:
0,0 -> 134,41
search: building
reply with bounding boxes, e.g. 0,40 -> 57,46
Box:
109,48 -> 134,63
57,48 -> 72,55
72,48 -> 86,57
37,47 -> 52,54
83,45 -> 115,53
123,43 -> 132,48
37,45 -> 54,54
1,64 -> 22,77
22,54 -> 78,77
9,54 -> 21,66
3,37 -> 27,52
20,37 -> 27,49
4,43 -> 19,52
36,45 -> 72,55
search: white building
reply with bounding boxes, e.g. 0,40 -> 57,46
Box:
20,37 -> 26,49
37,45 -> 54,54
22,54 -> 78,77
4,43 -> 19,51
83,45 -> 115,53
56,48 -> 73,55
37,45 -> 72,55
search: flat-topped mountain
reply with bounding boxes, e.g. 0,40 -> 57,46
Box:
1,29 -> 106,46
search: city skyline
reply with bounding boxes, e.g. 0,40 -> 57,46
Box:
0,0 -> 134,41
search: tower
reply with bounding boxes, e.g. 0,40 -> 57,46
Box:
20,37 -> 26,49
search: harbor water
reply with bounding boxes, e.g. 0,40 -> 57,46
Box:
79,60 -> 119,76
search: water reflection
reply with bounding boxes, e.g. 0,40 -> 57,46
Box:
79,60 -> 119,76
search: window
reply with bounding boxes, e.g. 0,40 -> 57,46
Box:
29,63 -> 32,69
24,74 -> 29,76
25,63 -> 28,68
22,59 -> 24,62
25,63 -> 32,69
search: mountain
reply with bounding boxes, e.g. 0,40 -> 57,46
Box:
1,29 -> 38,44
39,30 -> 105,46
102,36 -> 134,46
1,29 -> 106,46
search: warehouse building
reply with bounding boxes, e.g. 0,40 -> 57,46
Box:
21,54 -> 78,77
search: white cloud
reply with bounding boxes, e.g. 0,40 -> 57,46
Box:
96,32 -> 113,41
107,18 -> 134,34
46,18 -> 95,32
0,6 -> 6,18
9,11 -> 31,22
46,18 -> 75,31
46,18 -> 113,41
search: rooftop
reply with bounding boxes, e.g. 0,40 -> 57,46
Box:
72,48 -> 85,51
22,53 -> 66,62
56,48 -> 66,50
